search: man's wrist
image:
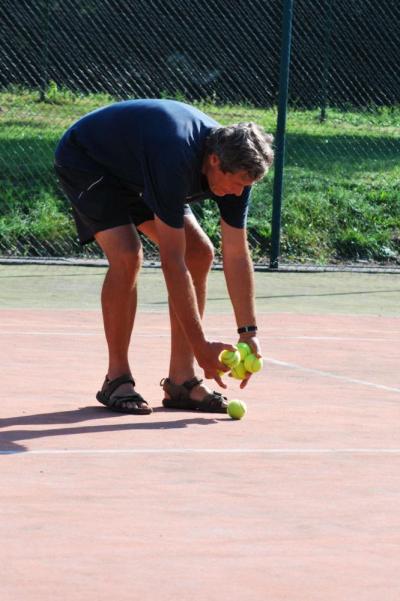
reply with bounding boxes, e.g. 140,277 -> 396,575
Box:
237,325 -> 258,334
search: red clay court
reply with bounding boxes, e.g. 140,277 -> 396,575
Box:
1,265 -> 400,600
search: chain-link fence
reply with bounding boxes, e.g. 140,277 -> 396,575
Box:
283,1 -> 400,265
1,0 -> 399,265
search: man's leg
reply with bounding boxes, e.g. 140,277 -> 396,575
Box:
139,214 -> 216,401
95,224 -> 143,403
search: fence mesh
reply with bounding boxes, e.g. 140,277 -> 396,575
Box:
0,0 -> 399,265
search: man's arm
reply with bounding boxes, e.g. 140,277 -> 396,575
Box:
154,215 -> 235,382
221,219 -> 262,388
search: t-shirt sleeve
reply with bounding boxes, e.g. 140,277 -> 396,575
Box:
141,152 -> 190,228
215,186 -> 252,229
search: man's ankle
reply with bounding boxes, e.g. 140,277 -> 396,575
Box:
107,370 -> 132,381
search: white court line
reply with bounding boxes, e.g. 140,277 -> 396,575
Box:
0,330 -> 398,392
266,358 -> 400,393
0,330 -> 398,344
269,335 -> 400,342
0,330 -> 169,337
0,330 -> 103,336
2,448 -> 400,456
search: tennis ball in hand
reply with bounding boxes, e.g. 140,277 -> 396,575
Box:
230,361 -> 248,380
237,342 -> 251,361
227,399 -> 247,420
244,354 -> 264,373
220,348 -> 241,368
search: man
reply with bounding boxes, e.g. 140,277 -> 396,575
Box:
55,99 -> 274,415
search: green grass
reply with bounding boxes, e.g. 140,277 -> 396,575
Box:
1,85 -> 399,263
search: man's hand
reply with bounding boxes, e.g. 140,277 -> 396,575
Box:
237,334 -> 262,389
195,340 -> 238,388
220,220 -> 263,390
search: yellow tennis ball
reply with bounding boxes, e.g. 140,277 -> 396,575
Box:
220,349 -> 241,368
237,342 -> 251,361
230,361 -> 248,380
227,399 -> 247,420
244,354 -> 263,373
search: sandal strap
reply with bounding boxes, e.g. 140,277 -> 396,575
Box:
160,377 -> 203,402
103,374 -> 135,400
161,377 -> 227,411
201,391 -> 228,409
182,377 -> 203,391
160,377 -> 188,402
107,392 -> 148,409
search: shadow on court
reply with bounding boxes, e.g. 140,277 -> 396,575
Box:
0,407 -> 221,453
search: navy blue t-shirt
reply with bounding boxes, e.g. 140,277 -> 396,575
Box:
55,99 -> 251,228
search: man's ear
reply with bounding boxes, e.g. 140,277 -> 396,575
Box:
208,153 -> 220,168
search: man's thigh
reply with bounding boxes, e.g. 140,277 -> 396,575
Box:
138,211 -> 213,256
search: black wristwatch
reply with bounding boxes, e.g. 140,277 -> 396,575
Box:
237,325 -> 258,334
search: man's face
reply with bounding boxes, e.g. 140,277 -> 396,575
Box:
204,154 -> 257,197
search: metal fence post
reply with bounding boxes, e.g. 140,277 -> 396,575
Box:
39,0 -> 51,101
319,0 -> 334,122
270,0 -> 294,269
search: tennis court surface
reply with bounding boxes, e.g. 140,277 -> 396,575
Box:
1,264 -> 400,600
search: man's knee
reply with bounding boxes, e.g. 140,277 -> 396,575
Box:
96,225 -> 143,281
186,238 -> 214,276
108,245 -> 143,283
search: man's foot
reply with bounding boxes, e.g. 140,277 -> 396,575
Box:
96,374 -> 152,414
161,377 -> 228,413
163,379 -> 212,402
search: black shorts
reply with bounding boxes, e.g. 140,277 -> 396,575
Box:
54,164 -> 156,245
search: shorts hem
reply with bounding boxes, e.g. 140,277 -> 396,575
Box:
76,215 -> 155,246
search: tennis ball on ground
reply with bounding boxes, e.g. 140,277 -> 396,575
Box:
227,399 -> 247,420
230,361 -> 248,380
244,354 -> 264,373
237,342 -> 251,361
220,348 -> 241,368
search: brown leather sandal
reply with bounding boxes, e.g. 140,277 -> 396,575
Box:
96,374 -> 152,414
161,377 -> 228,413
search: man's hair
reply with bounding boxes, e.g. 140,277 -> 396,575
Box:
204,122 -> 274,180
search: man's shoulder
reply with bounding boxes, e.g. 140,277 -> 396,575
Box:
120,99 -> 219,127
